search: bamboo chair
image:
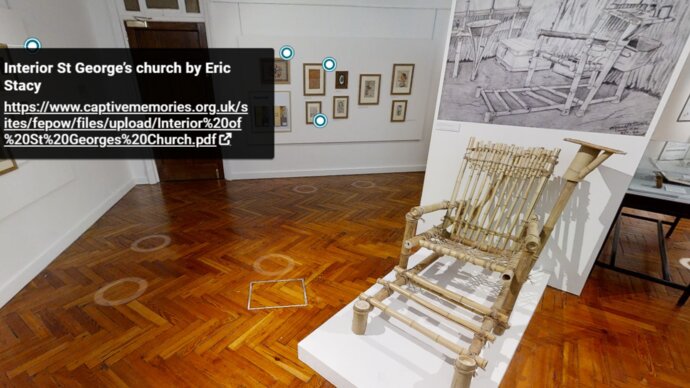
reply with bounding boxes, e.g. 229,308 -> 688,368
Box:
352,138 -> 624,387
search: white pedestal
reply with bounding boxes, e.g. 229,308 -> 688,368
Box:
299,249 -> 550,387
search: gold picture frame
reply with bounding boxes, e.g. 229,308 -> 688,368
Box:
305,101 -> 321,124
391,100 -> 407,122
333,96 -> 349,119
391,64 -> 414,95
303,63 -> 326,96
358,74 -> 381,105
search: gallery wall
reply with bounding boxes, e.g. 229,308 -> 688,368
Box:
206,0 -> 453,179
422,0 -> 690,295
0,0 -> 136,307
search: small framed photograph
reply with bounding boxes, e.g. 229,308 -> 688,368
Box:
678,94 -> 690,121
358,74 -> 381,105
0,149 -> 18,176
303,63 -> 326,96
391,64 -> 414,95
333,96 -> 349,119
274,91 -> 291,132
305,101 -> 321,124
391,100 -> 407,122
273,58 -> 290,84
335,71 -> 348,89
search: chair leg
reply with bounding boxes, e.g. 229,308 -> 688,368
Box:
352,300 -> 371,335
451,356 -> 477,388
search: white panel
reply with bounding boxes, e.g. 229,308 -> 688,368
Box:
0,161 -> 75,221
238,3 -> 436,39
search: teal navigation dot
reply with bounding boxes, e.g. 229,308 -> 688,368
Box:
313,113 -> 328,128
24,37 -> 41,53
279,45 -> 295,60
322,57 -> 337,72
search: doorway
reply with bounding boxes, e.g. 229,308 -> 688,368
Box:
125,21 -> 224,182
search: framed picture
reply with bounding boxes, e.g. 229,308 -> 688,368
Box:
358,74 -> 381,105
303,63 -> 325,96
275,91 -> 291,132
273,58 -> 290,84
305,101 -> 321,124
335,71 -> 348,89
678,94 -> 690,121
391,64 -> 414,95
658,141 -> 690,160
333,96 -> 349,119
391,100 -> 407,122
0,149 -> 17,176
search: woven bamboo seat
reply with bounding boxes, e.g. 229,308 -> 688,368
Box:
352,137 -> 625,388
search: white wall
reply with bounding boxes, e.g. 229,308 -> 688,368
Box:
0,1 -> 136,307
421,0 -> 690,295
206,0 -> 452,179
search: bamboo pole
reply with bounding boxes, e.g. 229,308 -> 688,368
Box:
378,279 -> 496,342
359,293 -> 489,369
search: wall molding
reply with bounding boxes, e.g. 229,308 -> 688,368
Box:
0,179 -> 137,308
210,0 -> 452,10
227,164 -> 426,180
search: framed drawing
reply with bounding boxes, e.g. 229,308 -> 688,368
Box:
358,74 -> 381,105
333,96 -> 349,119
0,149 -> 17,176
437,0 -> 690,136
678,94 -> 690,121
391,100 -> 407,122
275,91 -> 291,132
303,63 -> 326,96
335,71 -> 348,89
305,101 -> 321,124
273,58 -> 290,84
391,64 -> 414,95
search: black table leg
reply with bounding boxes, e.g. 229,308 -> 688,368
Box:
678,284 -> 690,307
657,220 -> 671,281
666,217 -> 681,239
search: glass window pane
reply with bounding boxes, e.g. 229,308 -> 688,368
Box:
145,0 -> 179,10
185,0 -> 200,13
123,0 -> 140,11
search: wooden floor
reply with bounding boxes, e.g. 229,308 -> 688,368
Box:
1,173 -> 689,387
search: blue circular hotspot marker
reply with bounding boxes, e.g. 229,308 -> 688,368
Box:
313,113 -> 328,128
322,57 -> 337,72
279,45 -> 294,60
24,37 -> 41,53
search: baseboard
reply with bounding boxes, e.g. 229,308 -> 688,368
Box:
227,165 -> 426,180
0,179 -> 137,308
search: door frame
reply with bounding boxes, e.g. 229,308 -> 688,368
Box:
105,0 -> 230,183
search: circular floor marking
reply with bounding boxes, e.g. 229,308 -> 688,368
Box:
130,234 -> 171,252
253,254 -> 296,277
292,185 -> 318,194
680,258 -> 690,271
94,277 -> 148,306
351,180 -> 375,189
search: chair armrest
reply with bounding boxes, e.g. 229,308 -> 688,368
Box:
407,200 -> 454,220
536,29 -> 610,45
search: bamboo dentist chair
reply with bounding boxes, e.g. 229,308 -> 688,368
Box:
352,137 -> 624,387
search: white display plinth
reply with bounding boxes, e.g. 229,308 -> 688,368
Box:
299,248 -> 550,387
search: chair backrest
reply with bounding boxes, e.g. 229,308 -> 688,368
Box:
448,138 -> 560,253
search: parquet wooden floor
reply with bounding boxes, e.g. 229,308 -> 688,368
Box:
1,173 -> 689,387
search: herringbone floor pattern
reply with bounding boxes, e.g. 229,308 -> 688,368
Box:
0,173 -> 689,387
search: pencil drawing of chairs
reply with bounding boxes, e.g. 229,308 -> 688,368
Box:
524,2 -> 671,117
352,137 -> 624,387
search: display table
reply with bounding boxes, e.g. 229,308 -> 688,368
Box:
597,169 -> 690,306
298,248 -> 550,387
